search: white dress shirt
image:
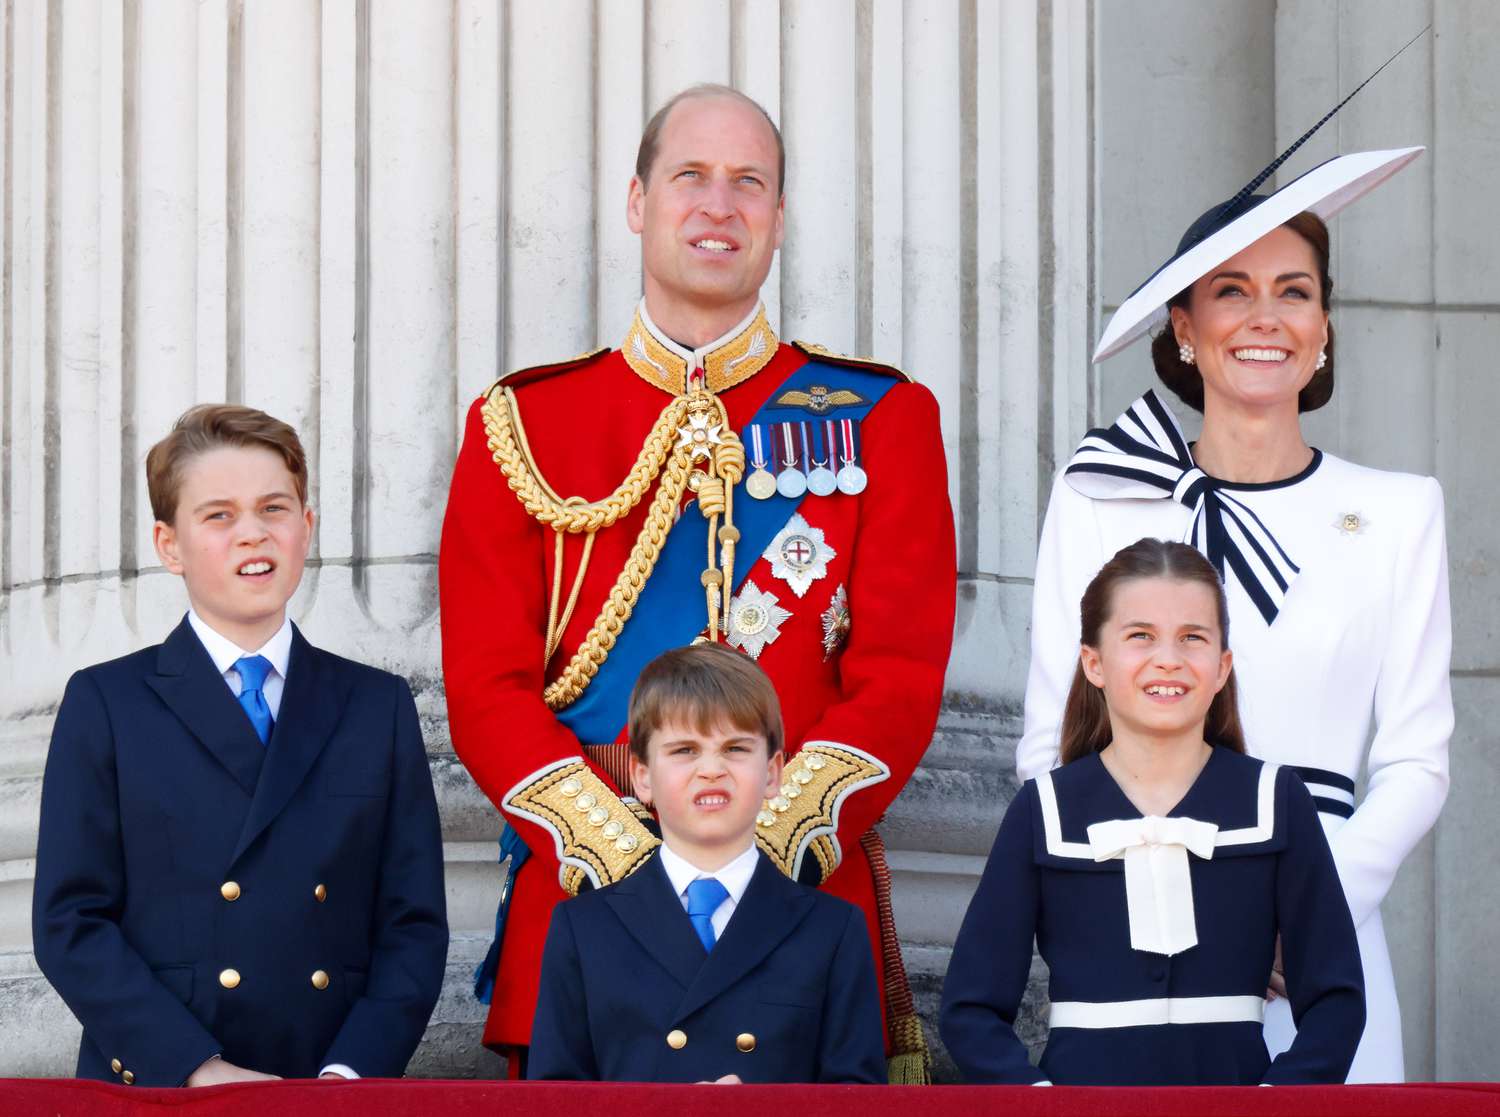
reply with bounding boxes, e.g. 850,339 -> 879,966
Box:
657,842 -> 759,941
184,611 -> 358,1081
187,610 -> 293,718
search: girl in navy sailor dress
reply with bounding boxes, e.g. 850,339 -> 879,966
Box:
941,539 -> 1364,1086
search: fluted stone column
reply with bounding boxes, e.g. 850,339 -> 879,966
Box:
0,0 -> 1093,1079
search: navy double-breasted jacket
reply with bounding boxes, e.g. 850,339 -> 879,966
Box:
31,618 -> 448,1086
528,849 -> 886,1083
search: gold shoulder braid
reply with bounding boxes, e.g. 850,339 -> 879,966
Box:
483,380 -> 745,710
753,743 -> 891,883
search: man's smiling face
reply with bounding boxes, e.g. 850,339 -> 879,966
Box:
627,93 -> 784,333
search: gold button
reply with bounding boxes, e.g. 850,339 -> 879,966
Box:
219,968 -> 241,989
559,777 -> 582,797
736,1032 -> 756,1053
575,792 -> 597,812
666,1029 -> 687,1050
314,883 -> 327,903
805,755 -> 827,771
615,833 -> 639,853
220,881 -> 241,901
781,783 -> 801,799
602,820 -> 624,840
769,795 -> 790,812
588,806 -> 609,826
110,1058 -> 122,1074
122,1070 -> 135,1085
311,969 -> 330,990
792,768 -> 813,785
756,810 -> 776,827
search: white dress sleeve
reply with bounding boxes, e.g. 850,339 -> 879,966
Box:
1331,476 -> 1453,927
1016,473 -> 1110,783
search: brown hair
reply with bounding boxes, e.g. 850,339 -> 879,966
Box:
146,404 -> 308,524
635,83 -> 786,197
628,642 -> 784,762
1059,538 -> 1246,765
1151,210 -> 1335,413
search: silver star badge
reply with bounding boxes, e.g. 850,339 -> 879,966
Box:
725,580 -> 792,659
764,513 -> 837,598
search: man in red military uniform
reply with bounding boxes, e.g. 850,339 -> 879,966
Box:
439,83 -> 955,1079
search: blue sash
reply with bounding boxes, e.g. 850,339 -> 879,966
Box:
473,357 -> 899,1003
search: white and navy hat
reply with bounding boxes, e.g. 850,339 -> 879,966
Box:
1094,31 -> 1429,364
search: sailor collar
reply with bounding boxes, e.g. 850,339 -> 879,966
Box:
1032,749 -> 1286,871
622,300 -> 779,396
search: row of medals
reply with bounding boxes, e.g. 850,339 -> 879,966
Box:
742,420 -> 868,501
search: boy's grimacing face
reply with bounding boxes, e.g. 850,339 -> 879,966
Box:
152,445 -> 313,646
630,717 -> 783,862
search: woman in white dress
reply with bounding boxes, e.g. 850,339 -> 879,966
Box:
1017,141 -> 1452,1083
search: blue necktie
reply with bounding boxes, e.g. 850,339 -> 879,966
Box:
234,655 -> 275,745
685,877 -> 729,953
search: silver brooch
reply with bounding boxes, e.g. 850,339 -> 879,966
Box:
1333,511 -> 1369,537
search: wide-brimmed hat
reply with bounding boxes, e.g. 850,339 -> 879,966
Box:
1094,28 -> 1429,364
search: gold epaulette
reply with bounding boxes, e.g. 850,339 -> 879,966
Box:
792,340 -> 913,383
503,759 -> 661,894
482,346 -> 611,399
755,742 -> 891,885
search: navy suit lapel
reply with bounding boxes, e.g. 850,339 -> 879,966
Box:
672,854 -> 814,1024
231,625 -> 347,864
145,617 -> 264,796
603,853 -> 709,992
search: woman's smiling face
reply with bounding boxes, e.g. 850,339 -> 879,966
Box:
1171,224 -> 1329,414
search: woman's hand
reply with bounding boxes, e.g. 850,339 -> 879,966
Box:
1266,935 -> 1287,1000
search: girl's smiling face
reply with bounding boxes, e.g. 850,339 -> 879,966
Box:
1080,576 -> 1233,744
1171,224 -> 1329,414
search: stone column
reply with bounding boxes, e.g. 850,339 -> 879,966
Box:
0,0 -> 1094,1079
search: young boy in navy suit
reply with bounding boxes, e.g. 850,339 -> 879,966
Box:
32,405 -> 448,1087
527,643 -> 885,1083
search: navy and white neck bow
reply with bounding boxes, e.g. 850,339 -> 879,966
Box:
1064,391 -> 1300,625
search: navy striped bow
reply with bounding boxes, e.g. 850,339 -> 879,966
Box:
1064,391 -> 1300,625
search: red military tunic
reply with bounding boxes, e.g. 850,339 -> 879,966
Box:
439,304 -> 956,1056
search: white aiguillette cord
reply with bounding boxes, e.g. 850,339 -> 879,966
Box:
1086,815 -> 1220,957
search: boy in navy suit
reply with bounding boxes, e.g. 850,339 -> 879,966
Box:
527,643 -> 885,1083
32,405 -> 448,1086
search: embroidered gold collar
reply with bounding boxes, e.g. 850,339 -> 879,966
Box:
621,302 -> 778,396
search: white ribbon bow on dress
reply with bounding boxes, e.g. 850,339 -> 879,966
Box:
1086,815 -> 1220,957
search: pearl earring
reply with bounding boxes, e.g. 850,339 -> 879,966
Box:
1178,341 -> 1196,366
1315,350 -> 1327,371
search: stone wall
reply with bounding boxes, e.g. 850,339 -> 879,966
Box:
0,0 -> 1089,1080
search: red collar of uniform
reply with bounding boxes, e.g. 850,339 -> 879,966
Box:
621,301 -> 778,396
